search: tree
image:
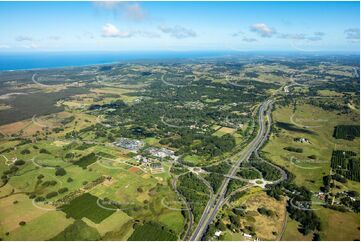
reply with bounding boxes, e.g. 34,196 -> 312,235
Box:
313,233 -> 321,241
46,192 -> 58,199
55,167 -> 66,176
19,221 -> 26,226
20,149 -> 30,155
14,160 -> 25,166
58,187 -> 69,194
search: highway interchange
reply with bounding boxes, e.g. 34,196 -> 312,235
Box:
189,99 -> 284,241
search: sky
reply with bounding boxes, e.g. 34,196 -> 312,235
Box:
0,1 -> 359,52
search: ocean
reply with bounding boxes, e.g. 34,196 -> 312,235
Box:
0,51 -> 235,71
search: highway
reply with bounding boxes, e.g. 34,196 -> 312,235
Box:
189,99 -> 274,241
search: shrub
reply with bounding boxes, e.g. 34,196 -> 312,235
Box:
55,167 -> 66,176
20,149 -> 30,155
58,187 -> 69,194
257,207 -> 274,217
14,159 -> 25,166
284,146 -> 303,153
19,221 -> 26,226
46,191 -> 58,199
39,148 -> 50,154
35,196 -> 45,202
42,180 -> 57,187
29,194 -> 36,199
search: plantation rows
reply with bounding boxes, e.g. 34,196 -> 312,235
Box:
331,150 -> 359,181
333,125 -> 360,140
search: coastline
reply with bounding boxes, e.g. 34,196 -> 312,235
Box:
0,51 -> 359,72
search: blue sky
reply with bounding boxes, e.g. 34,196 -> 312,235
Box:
0,1 -> 359,52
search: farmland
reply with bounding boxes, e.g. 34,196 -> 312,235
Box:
0,54 -> 359,241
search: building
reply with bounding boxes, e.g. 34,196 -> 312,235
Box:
147,147 -> 178,160
113,138 -> 144,151
243,233 -> 252,239
214,231 -> 222,237
294,137 -> 310,143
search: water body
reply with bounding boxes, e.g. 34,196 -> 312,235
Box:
0,51 -> 236,71
0,51 -> 357,71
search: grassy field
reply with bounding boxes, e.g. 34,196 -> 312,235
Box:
50,219 -> 101,240
241,192 -> 287,240
263,103 -> 359,191
0,193 -> 72,240
264,101 -> 359,240
223,188 -> 287,241
60,193 -> 115,223
82,210 -> 132,236
128,221 -> 177,241
213,126 -> 236,137
281,215 -> 313,241
6,211 -> 73,241
315,206 -> 360,241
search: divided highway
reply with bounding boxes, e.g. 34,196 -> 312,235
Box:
189,99 -> 274,241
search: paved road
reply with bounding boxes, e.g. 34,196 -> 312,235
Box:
189,99 -> 274,241
171,174 -> 194,240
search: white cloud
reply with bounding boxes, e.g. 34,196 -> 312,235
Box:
93,1 -> 121,9
16,35 -> 33,41
231,31 -> 257,42
159,25 -> 196,39
277,32 -> 325,41
250,23 -> 275,38
242,37 -> 257,42
22,43 -> 39,49
48,36 -> 61,41
344,28 -> 360,40
231,31 -> 244,37
137,31 -> 160,38
0,44 -> 10,49
125,3 -> 145,21
101,23 -> 132,38
93,1 -> 146,21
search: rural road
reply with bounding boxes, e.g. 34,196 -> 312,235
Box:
171,173 -> 194,240
189,99 -> 275,241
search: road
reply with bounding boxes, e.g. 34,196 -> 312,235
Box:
189,99 -> 274,241
171,173 -> 194,240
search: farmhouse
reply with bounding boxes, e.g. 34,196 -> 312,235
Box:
294,137 -> 310,143
243,233 -> 252,239
214,231 -> 222,237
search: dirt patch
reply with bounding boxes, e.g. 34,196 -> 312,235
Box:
243,192 -> 287,240
128,167 -> 141,173
0,120 -> 33,136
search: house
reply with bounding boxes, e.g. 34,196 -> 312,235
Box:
214,231 -> 222,237
294,137 -> 310,143
243,233 -> 252,239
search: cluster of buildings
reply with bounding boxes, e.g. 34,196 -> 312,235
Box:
113,138 -> 144,151
114,138 -> 179,174
146,147 -> 177,160
133,147 -> 178,163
